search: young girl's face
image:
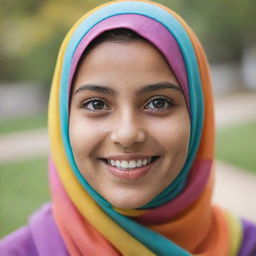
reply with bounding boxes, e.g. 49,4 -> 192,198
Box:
69,40 -> 190,208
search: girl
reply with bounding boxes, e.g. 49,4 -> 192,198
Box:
1,1 -> 255,255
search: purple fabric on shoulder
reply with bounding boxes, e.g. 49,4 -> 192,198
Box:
238,219 -> 256,256
0,226 -> 38,256
0,203 -> 68,256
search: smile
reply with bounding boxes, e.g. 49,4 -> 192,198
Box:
100,156 -> 159,180
107,158 -> 152,170
100,156 -> 160,180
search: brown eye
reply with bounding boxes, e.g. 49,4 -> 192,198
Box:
152,99 -> 166,109
82,98 -> 110,111
145,97 -> 174,111
91,100 -> 105,109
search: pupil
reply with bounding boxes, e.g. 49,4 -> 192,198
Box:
93,100 -> 104,109
153,99 -> 165,108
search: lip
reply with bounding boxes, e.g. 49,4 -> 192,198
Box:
99,155 -> 160,180
102,153 -> 158,161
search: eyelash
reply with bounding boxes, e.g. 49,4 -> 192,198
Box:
144,96 -> 175,112
80,96 -> 175,113
80,97 -> 110,112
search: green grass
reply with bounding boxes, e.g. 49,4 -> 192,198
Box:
0,158 -> 50,238
216,121 -> 256,172
0,113 -> 47,134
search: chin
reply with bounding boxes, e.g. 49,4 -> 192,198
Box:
105,194 -> 152,209
111,200 -> 148,209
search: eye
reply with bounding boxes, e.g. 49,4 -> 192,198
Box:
144,96 -> 174,111
81,98 -> 110,112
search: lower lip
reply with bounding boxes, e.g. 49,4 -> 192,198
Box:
103,161 -> 154,180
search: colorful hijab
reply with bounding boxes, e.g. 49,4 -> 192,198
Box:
45,1 -> 255,255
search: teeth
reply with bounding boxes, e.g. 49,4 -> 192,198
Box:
142,159 -> 148,166
116,160 -> 121,168
128,160 -> 136,168
107,158 -> 152,169
137,160 -> 142,167
121,161 -> 128,168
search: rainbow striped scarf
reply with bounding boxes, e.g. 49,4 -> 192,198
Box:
48,1 -> 252,255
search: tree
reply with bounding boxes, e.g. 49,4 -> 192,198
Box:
0,0 -> 107,83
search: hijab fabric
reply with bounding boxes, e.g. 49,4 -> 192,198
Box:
47,1 -> 253,255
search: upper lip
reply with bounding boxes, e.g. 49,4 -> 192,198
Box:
100,154 -> 160,161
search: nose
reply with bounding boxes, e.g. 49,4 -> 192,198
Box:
110,110 -> 146,148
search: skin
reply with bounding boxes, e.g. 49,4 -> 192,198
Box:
69,40 -> 190,209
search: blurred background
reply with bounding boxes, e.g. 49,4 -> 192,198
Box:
0,0 -> 256,237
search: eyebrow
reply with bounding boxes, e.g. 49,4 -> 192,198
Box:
138,82 -> 182,94
73,82 -> 182,96
73,84 -> 115,95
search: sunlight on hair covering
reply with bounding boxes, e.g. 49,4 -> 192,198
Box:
48,1 -> 250,255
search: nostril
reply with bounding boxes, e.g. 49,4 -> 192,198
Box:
110,129 -> 146,147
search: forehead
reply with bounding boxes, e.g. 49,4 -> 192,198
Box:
72,40 -> 178,91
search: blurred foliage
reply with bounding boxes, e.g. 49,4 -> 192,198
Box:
158,0 -> 256,62
216,121 -> 256,173
0,0 -> 108,83
0,0 -> 256,84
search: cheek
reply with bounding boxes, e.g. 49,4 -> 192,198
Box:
148,113 -> 190,154
69,113 -> 106,160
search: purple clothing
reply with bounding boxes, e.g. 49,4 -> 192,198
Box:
239,219 -> 256,256
0,203 -> 68,256
1,203 -> 256,255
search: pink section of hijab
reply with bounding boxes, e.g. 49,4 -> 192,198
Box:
134,159 -> 211,224
68,14 -> 190,109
